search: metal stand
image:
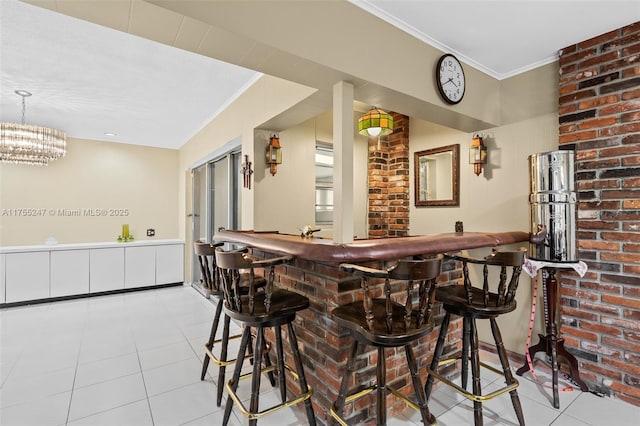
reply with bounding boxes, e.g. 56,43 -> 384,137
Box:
516,267 -> 588,408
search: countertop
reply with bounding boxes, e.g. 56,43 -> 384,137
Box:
0,239 -> 184,254
215,230 -> 530,263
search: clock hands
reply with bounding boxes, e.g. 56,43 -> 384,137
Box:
442,77 -> 459,88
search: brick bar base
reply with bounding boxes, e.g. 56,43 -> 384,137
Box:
254,250 -> 462,425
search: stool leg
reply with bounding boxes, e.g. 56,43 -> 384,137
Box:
490,318 -> 525,426
405,344 -> 436,425
462,315 -> 471,390
249,326 -> 264,426
201,299 -> 223,380
425,312 -> 451,400
469,318 -> 483,426
334,340 -> 358,425
287,322 -> 316,425
260,328 -> 276,387
377,346 -> 386,426
275,325 -> 287,402
223,326 -> 251,426
216,313 -> 231,406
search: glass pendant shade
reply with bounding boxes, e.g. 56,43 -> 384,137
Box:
0,91 -> 66,166
358,107 -> 394,137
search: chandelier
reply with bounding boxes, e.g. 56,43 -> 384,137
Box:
1,90 -> 66,166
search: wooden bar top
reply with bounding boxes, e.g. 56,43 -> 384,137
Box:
215,230 -> 530,263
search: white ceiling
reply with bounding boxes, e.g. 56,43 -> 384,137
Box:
1,0 -> 638,150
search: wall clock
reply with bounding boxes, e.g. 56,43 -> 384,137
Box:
436,54 -> 465,104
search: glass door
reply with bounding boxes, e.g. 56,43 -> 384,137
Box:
190,150 -> 241,287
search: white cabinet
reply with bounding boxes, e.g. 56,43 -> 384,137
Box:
5,251 -> 50,303
51,250 -> 90,297
0,254 -> 6,303
156,244 -> 184,285
125,246 -> 156,288
90,248 -> 124,293
1,240 -> 183,304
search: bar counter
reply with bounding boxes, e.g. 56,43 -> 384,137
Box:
214,230 -> 530,424
215,230 -> 529,262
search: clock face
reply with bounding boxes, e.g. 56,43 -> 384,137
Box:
436,54 -> 465,104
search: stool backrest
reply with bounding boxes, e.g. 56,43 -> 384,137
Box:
214,248 -> 292,315
341,256 -> 442,334
449,249 -> 526,307
194,241 -> 223,293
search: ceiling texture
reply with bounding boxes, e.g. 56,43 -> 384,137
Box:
1,0 -> 638,149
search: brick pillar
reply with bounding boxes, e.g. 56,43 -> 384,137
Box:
368,112 -> 410,238
558,21 -> 640,407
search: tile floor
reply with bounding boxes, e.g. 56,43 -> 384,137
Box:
1,285 -> 638,426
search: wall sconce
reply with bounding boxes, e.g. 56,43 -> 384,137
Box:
358,106 -> 394,137
469,134 -> 487,176
266,133 -> 282,176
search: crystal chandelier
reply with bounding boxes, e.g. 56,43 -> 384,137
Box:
1,90 -> 66,166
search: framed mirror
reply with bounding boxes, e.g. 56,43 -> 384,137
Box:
414,144 -> 459,206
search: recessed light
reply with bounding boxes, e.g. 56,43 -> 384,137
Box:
104,132 -> 117,137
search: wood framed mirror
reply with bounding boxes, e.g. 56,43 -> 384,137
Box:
414,144 -> 459,207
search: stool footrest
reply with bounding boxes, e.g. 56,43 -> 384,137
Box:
330,384 -> 435,426
226,364 -> 313,420
428,359 -> 519,403
203,333 -> 247,367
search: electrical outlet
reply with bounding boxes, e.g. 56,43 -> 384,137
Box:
146,229 -> 155,237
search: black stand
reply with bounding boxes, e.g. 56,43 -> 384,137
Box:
516,267 -> 588,409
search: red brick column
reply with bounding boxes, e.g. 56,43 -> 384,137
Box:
558,21 -> 640,406
368,112 -> 410,238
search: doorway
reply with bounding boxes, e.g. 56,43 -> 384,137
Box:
190,150 -> 242,287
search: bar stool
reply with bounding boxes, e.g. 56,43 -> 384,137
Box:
194,242 -> 266,406
331,255 -> 443,426
425,248 -> 527,426
215,248 -> 316,426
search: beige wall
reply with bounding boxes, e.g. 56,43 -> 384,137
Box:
0,137 -> 179,246
177,75 -> 317,281
409,114 -> 558,353
254,110 -> 369,239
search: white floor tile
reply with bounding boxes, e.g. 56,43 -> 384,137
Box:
562,392 -> 640,426
0,390 -> 71,426
66,399 -> 153,426
67,373 -> 147,421
74,352 -> 141,388
1,366 -> 76,408
1,286 -> 637,426
148,381 -> 220,426
142,357 -> 202,397
137,340 -> 199,371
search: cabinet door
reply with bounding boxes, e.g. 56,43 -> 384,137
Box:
156,244 -> 184,285
5,251 -> 50,303
0,254 -> 6,304
51,250 -> 90,297
125,246 -> 156,288
90,248 -> 124,293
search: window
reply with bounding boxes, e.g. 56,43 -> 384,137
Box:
315,143 -> 333,225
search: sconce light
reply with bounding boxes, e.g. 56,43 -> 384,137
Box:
469,134 -> 487,176
266,133 -> 282,176
358,106 -> 394,137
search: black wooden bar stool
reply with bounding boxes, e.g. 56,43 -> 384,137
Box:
331,255 -> 442,426
215,248 -> 316,426
194,242 -> 265,406
425,248 -> 527,426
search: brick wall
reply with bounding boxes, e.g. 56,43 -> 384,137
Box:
557,21 -> 640,406
368,112 -> 410,238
